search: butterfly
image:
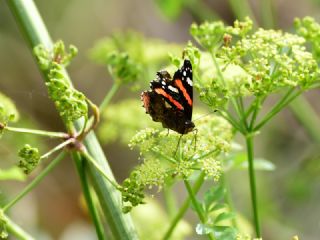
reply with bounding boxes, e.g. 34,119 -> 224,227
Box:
141,59 -> 195,134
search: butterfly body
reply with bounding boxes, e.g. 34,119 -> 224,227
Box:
141,59 -> 194,134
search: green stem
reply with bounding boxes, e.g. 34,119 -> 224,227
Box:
245,134 -> 260,237
289,96 -> 320,143
3,152 -> 66,212
163,173 -> 205,240
221,174 -> 238,228
40,138 -> 74,159
211,52 -> 225,86
236,96 -> 248,130
184,0 -> 220,22
7,1 -> 138,238
217,110 -> 246,134
254,88 -> 301,131
228,0 -> 258,26
4,126 -> 68,138
184,180 -> 215,240
248,96 -> 265,130
184,180 -> 205,222
150,148 -> 177,164
73,152 -> 106,240
99,83 -> 120,112
163,185 -> 177,218
3,214 -> 35,240
81,151 -> 120,190
260,0 -> 276,28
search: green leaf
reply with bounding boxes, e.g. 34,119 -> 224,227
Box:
204,185 -> 225,208
214,212 -> 236,224
0,167 -> 26,181
228,152 -> 275,171
213,226 -> 238,239
209,203 -> 226,212
241,158 -> 276,171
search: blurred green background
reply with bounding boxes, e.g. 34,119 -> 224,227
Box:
1,0 -> 320,239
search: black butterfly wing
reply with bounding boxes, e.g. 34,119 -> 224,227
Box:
172,59 -> 193,120
150,70 -> 185,111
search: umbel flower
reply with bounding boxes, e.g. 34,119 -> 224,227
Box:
121,115 -> 233,212
190,17 -> 319,111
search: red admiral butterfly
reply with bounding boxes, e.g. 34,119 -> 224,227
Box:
141,59 -> 195,134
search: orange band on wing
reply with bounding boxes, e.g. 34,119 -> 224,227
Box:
174,79 -> 192,106
155,88 -> 184,110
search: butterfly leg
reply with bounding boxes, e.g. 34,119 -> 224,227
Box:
174,134 -> 183,157
191,128 -> 198,151
166,128 -> 170,136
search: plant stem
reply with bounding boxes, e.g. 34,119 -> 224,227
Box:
40,138 -> 74,159
249,96 -> 264,130
163,185 -> 177,218
221,173 -> 238,228
217,110 -> 246,134
3,152 -> 66,212
7,1 -> 138,238
99,83 -> 120,112
184,0 -> 220,22
184,180 -> 215,240
260,0 -> 276,29
228,0 -> 258,26
254,88 -> 301,131
163,173 -> 205,240
289,96 -> 320,143
73,152 -> 106,240
4,214 -> 35,240
236,96 -> 248,130
184,180 -> 205,222
245,134 -> 260,237
4,126 -> 68,138
81,151 -> 120,189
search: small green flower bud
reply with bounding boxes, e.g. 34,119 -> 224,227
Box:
18,144 -> 40,174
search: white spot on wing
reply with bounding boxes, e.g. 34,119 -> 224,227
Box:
161,81 -> 166,86
187,77 -> 193,86
183,71 -> 186,76
168,86 -> 179,93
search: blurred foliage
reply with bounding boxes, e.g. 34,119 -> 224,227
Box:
90,31 -> 183,89
98,99 -> 159,144
0,167 -> 25,182
153,0 -> 219,22
0,92 -> 19,129
154,0 -> 184,20
131,197 -> 191,239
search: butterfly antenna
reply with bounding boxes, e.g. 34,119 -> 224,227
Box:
192,110 -> 218,122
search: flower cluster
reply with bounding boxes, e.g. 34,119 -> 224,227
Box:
18,144 -> 40,174
121,115 -> 233,211
34,41 -> 88,122
90,31 -> 182,88
190,18 -> 319,110
0,92 -> 19,127
295,17 -> 320,61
